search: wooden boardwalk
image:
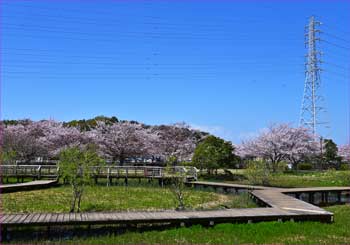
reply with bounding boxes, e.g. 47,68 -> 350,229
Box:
0,180 -> 58,193
2,180 -> 349,240
0,206 -> 332,229
189,181 -> 281,191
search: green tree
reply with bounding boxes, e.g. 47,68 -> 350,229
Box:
192,135 -> 237,174
324,139 -> 341,164
166,155 -> 178,167
167,168 -> 187,210
59,146 -> 104,212
0,150 -> 17,164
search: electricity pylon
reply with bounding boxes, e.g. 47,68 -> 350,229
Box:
299,16 -> 327,137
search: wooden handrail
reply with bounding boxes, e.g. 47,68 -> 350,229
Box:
0,165 -> 198,180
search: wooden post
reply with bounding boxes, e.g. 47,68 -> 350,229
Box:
324,192 -> 329,204
337,191 -> 342,204
109,177 -> 113,186
0,226 -> 7,242
47,226 -> 51,238
107,168 -> 110,187
125,168 -> 128,186
158,178 -> 164,187
309,192 -> 314,204
38,165 -> 42,180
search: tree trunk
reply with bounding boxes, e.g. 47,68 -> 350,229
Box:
70,194 -> 76,213
77,191 -> 82,213
120,154 -> 125,166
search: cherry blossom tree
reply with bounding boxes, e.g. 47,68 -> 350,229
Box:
339,145 -> 350,163
240,124 -> 318,171
151,123 -> 204,162
39,121 -> 90,158
2,122 -> 48,161
90,121 -> 160,164
2,120 -> 90,161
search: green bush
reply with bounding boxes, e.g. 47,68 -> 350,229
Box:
340,164 -> 350,171
245,160 -> 270,185
298,163 -> 313,170
277,161 -> 288,172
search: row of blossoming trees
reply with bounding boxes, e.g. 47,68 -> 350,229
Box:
1,117 -> 207,164
1,117 -> 349,171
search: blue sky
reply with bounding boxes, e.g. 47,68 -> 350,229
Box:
1,0 -> 350,144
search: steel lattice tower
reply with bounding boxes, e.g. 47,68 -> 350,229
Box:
300,16 -> 326,137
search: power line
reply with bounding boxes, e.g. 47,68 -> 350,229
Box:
2,26 -> 302,43
2,22 -> 302,38
1,2 -> 269,27
321,40 -> 350,51
1,50 -> 304,63
322,32 -> 350,43
323,62 -> 349,71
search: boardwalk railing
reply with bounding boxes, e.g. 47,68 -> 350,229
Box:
0,165 -> 59,180
0,165 -> 198,181
91,165 -> 198,180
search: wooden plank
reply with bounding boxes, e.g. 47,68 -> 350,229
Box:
1,214 -> 14,223
44,213 -> 53,223
31,213 -> 42,223
50,213 -> 59,223
14,214 -> 29,224
22,213 -> 37,224
36,213 -> 48,223
76,213 -> 82,222
56,213 -> 64,223
97,212 -> 106,221
87,212 -> 99,222
69,213 -> 75,222
4,214 -> 20,224
63,213 -> 70,223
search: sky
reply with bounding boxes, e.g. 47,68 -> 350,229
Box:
1,0 -> 350,144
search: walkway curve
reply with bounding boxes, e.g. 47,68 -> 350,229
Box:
2,181 -> 350,241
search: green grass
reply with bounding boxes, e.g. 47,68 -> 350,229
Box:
267,171 -> 350,187
6,205 -> 350,244
2,183 -> 256,213
201,169 -> 350,188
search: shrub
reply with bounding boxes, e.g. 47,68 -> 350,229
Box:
340,164 -> 350,171
59,146 -> 103,212
168,170 -> 187,210
277,161 -> 288,173
245,160 -> 270,185
298,163 -> 313,170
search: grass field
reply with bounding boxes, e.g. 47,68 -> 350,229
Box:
201,169 -> 350,188
2,183 -> 257,213
5,205 -> 350,244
